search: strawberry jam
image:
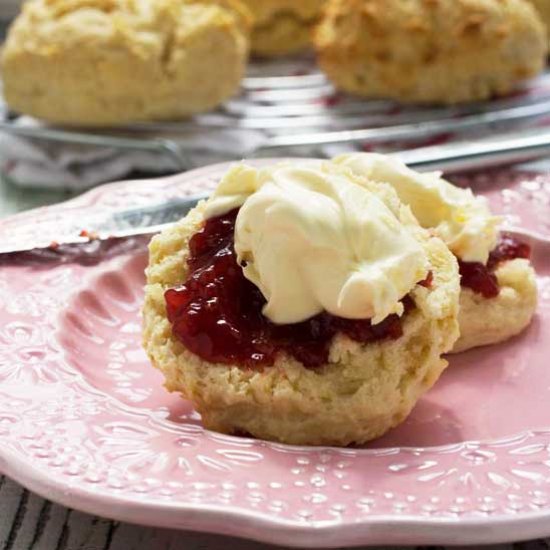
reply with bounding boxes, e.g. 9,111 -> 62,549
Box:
458,233 -> 531,299
165,209 -> 414,369
487,233 -> 531,269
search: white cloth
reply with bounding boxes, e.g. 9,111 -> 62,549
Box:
0,116 -> 266,190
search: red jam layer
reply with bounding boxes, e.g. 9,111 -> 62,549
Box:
458,233 -> 531,299
165,209 -> 414,369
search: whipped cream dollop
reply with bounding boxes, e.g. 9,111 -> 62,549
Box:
334,153 -> 500,264
204,162 -> 429,325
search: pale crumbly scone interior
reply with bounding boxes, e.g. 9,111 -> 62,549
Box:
1,0 -> 252,126
143,179 -> 461,446
453,258 -> 538,353
314,0 -> 547,104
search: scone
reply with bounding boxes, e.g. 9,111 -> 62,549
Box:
241,0 -> 325,57
526,0 -> 550,45
314,0 -> 547,104
456,255 -> 538,352
143,161 -> 460,446
335,153 -> 538,353
1,0 -> 252,126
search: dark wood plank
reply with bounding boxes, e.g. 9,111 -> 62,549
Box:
0,477 -> 25,548
28,500 -> 70,550
60,511 -> 117,550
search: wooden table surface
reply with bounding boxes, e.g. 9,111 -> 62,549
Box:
1,178 -> 550,550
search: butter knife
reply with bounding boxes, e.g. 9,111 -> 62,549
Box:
2,127 -> 550,256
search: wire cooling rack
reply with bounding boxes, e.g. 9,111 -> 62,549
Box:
2,55 -> 550,174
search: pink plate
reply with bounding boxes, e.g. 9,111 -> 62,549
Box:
0,161 -> 550,548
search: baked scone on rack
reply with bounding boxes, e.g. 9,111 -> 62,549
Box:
1,0 -> 252,126
240,0 -> 326,57
335,153 -> 538,353
314,0 -> 547,104
526,0 -> 550,45
143,161 -> 460,446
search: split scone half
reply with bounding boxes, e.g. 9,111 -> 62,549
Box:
240,0 -> 326,57
1,0 -> 252,126
335,153 -> 538,353
314,0 -> 547,104
143,161 -> 460,446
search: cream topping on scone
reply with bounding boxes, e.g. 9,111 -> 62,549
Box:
334,153 -> 501,264
204,162 -> 429,325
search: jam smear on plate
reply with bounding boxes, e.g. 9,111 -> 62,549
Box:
458,233 -> 531,299
165,209 -> 416,369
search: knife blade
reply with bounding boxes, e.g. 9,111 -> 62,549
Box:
2,126 -> 550,256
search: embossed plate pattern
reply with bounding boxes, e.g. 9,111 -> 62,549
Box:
0,162 -> 549,548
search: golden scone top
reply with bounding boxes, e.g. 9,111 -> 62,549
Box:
239,0 -> 326,56
1,0 -> 251,125
335,153 -> 501,264
525,0 -> 550,43
205,161 -> 429,325
29,0 -> 252,21
17,0 -> 252,44
314,0 -> 547,103
239,0 -> 324,26
14,0 -> 251,33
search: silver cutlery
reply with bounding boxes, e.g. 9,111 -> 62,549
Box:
1,127 -> 550,255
